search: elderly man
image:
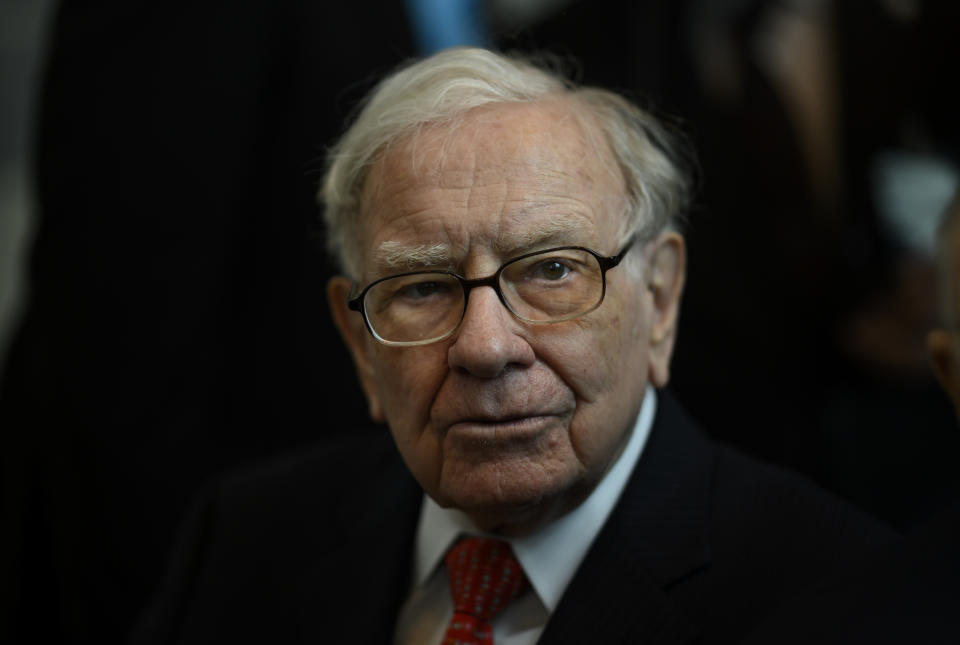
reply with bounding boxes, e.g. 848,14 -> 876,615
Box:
135,48 -> 892,645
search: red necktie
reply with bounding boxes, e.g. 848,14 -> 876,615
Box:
442,537 -> 530,645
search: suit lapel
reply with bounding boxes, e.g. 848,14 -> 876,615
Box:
540,390 -> 713,644
296,435 -> 423,644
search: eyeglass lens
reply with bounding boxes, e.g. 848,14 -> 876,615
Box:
362,248 -> 605,345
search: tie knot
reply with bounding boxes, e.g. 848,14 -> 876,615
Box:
445,537 -> 529,625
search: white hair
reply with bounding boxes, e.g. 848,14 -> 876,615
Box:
319,47 -> 693,278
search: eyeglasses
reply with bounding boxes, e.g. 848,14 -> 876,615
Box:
348,237 -> 636,346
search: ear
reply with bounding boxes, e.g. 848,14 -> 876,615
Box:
646,232 -> 686,388
327,277 -> 385,422
927,328 -> 960,418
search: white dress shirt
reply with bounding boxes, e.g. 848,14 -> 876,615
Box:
393,386 -> 657,645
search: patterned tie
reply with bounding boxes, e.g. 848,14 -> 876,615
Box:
443,537 -> 529,645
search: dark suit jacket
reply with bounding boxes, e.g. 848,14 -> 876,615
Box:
131,391 -> 894,644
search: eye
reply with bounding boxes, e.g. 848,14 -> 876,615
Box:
531,260 -> 570,281
398,280 -> 450,300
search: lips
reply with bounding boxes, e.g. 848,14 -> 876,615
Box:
445,414 -> 564,444
449,413 -> 560,429
453,412 -> 554,425
436,399 -> 575,438
430,365 -> 577,436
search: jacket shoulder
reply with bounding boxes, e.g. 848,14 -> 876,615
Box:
132,430 -> 418,645
211,430 -> 400,512
710,441 -> 896,559
641,392 -> 897,643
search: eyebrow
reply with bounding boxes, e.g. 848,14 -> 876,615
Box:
372,241 -> 455,273
494,218 -> 590,257
370,216 -> 595,275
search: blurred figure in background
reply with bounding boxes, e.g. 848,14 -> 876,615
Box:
817,0 -> 960,528
741,190 -> 960,644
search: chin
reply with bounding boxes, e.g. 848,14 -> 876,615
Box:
438,460 -> 580,532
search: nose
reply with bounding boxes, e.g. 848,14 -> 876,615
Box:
447,285 -> 535,378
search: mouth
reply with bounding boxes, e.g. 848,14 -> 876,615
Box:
445,414 -> 561,441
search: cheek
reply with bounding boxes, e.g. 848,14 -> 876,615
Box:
370,345 -> 451,494
372,345 -> 448,431
551,295 -> 646,400
561,292 -> 650,461
605,283 -> 650,363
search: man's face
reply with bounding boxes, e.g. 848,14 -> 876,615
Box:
330,99 -> 684,533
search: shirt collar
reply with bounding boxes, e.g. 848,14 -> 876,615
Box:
411,386 -> 657,611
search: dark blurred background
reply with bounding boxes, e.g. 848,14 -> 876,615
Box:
2,0 -> 958,642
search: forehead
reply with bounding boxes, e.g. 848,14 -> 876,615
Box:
357,99 -> 626,274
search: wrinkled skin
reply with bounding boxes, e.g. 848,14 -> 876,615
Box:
329,99 -> 685,535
